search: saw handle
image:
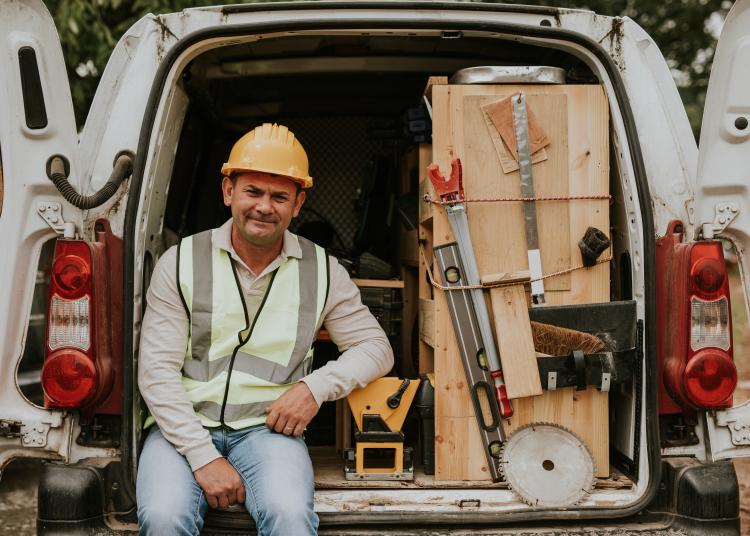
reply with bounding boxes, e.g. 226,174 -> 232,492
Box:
386,378 -> 410,409
491,371 -> 513,419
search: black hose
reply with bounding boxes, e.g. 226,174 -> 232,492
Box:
48,153 -> 133,210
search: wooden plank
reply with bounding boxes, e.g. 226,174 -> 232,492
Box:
400,266 -> 419,378
482,271 -> 531,286
432,84 -> 610,480
351,278 -> 405,289
417,143 -> 435,375
419,339 -> 435,375
487,284 -> 543,399
434,416 -> 491,481
432,85 -> 472,478
418,298 -> 435,348
419,177 -> 434,225
400,228 -> 419,267
309,446 -> 634,490
423,76 -> 448,103
418,144 -> 434,224
335,398 -> 352,454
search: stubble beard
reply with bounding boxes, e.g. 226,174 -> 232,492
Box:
235,210 -> 284,247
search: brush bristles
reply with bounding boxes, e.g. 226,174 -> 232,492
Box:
530,321 -> 605,356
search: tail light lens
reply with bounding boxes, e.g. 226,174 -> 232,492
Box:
52,254 -> 90,297
658,231 -> 736,416
48,295 -> 90,351
41,350 -> 97,407
690,296 -> 730,351
690,256 -> 726,298
44,240 -> 99,409
684,350 -> 737,407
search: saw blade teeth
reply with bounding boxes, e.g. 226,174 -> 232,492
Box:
500,422 -> 596,508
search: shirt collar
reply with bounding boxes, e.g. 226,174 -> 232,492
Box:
211,218 -> 303,262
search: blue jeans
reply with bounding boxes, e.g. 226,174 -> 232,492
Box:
136,426 -> 318,535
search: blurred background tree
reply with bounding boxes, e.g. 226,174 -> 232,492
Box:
44,0 -> 733,137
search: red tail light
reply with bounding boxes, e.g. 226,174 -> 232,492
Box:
683,243 -> 736,408
44,240 -> 97,408
690,256 -> 726,298
684,350 -> 737,407
51,254 -> 91,297
42,349 -> 97,407
658,223 -> 736,417
44,236 -> 118,410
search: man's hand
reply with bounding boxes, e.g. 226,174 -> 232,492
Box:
193,457 -> 246,509
265,382 -> 319,436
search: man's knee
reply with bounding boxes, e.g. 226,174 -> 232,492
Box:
138,502 -> 203,536
259,497 -> 318,535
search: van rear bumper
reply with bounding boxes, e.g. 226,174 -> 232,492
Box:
36,457 -> 740,535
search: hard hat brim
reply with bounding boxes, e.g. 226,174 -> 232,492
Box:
221,165 -> 313,189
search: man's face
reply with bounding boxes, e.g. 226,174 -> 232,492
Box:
222,172 -> 306,247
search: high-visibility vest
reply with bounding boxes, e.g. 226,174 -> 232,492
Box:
176,229 -> 330,429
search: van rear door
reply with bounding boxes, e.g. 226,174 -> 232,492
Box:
694,0 -> 750,460
0,0 -> 83,472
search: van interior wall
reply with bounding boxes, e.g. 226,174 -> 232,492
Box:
165,102 -> 425,449
158,34 -> 640,481
607,143 -> 640,476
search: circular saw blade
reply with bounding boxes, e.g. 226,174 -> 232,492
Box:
501,422 -> 596,508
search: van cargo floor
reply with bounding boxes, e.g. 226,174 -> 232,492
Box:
310,447 -> 633,490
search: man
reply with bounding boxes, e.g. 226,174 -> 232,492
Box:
136,123 -> 393,535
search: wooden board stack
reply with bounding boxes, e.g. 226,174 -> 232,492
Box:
419,83 -> 610,480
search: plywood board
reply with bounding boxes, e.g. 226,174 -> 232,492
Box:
434,416 -> 492,481
432,84 -> 610,480
463,93 -> 571,292
506,86 -> 611,477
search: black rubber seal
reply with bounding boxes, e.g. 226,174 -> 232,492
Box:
573,349 -> 587,391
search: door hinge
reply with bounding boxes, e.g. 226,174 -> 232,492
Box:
37,201 -> 76,238
701,202 -> 739,239
0,420 -> 51,447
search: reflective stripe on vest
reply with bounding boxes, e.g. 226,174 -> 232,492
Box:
176,229 -> 329,429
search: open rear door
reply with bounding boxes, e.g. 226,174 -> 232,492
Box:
0,0 -> 82,472
695,0 -> 750,460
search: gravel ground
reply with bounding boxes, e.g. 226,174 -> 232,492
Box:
0,459 -> 39,536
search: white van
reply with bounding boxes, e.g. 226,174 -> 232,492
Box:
2,0 -> 750,533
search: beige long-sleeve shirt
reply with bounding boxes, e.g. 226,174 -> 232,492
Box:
138,218 -> 394,471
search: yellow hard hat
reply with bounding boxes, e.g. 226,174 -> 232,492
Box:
221,123 -> 313,188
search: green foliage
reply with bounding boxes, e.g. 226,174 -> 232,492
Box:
498,0 -> 733,136
45,0 -> 274,124
45,0 -> 731,135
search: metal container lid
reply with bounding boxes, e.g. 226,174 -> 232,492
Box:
449,66 -> 566,85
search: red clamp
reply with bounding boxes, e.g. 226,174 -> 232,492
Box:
427,158 -> 464,204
